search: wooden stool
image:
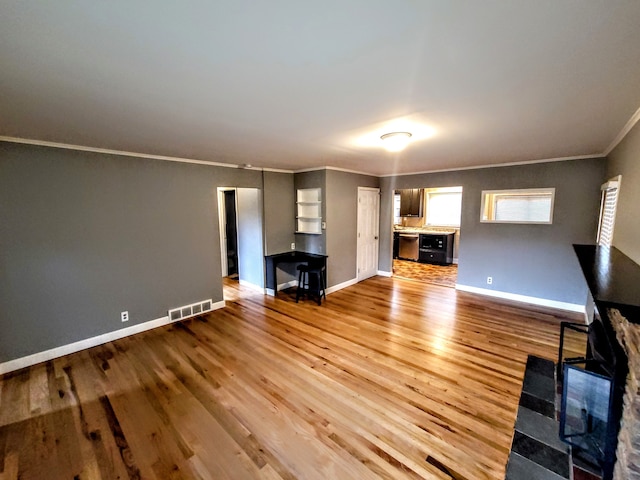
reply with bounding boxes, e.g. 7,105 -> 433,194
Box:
296,264 -> 326,305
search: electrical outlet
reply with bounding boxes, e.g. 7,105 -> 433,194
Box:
291,242 -> 295,250
486,276 -> 493,285
121,311 -> 129,322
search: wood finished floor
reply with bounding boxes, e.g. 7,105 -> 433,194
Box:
0,277 -> 585,480
392,260 -> 458,288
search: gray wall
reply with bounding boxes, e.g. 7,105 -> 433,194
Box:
380,158 -> 607,305
608,121 -> 640,265
294,170 -> 326,254
326,170 -> 379,286
263,171 -> 295,256
0,141 -> 263,363
237,188 -> 264,288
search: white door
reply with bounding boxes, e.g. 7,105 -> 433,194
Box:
357,187 -> 380,281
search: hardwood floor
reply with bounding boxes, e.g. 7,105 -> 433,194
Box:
392,260 -> 458,288
0,277 -> 585,480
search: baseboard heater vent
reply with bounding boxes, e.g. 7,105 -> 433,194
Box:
169,299 -> 213,322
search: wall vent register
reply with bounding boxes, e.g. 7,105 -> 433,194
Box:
169,299 -> 213,322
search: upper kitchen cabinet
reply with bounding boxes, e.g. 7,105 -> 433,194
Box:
399,189 -> 424,217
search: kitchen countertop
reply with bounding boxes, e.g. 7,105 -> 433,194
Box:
394,227 -> 457,234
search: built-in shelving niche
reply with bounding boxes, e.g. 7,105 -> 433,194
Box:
296,188 -> 322,234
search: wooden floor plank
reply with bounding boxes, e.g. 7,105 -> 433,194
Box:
0,276 -> 585,479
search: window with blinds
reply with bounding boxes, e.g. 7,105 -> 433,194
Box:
481,188 -> 555,224
426,190 -> 462,226
597,177 -> 621,247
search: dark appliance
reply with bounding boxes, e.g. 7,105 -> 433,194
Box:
418,233 -> 454,264
398,233 -> 419,261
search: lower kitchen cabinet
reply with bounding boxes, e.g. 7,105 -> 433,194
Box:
418,233 -> 454,265
419,250 -> 447,264
393,232 -> 399,259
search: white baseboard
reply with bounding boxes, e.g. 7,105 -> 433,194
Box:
239,279 -> 264,292
326,277 -> 358,295
0,300 -> 226,375
265,280 -> 298,296
455,284 -> 585,313
377,270 -> 393,277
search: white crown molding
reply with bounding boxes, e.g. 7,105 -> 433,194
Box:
1,135 -> 606,178
604,105 -> 640,156
8,100 -> 640,179
0,135 -> 243,169
324,165 -> 378,176
379,153 -> 604,178
263,167 -> 295,174
293,166 -> 328,174
293,165 -> 377,176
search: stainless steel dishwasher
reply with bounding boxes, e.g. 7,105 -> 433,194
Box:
398,233 -> 419,261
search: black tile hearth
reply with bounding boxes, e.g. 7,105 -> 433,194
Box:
519,391 -> 556,419
514,406 -> 568,453
506,452 -> 567,480
525,355 -> 555,377
511,431 -> 570,478
506,355 -> 572,480
522,366 -> 555,404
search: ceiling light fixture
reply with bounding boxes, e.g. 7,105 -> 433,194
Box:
380,131 -> 412,152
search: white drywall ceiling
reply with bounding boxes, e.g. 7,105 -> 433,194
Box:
2,1 -> 640,175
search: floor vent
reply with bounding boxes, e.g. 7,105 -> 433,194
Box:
169,299 -> 213,322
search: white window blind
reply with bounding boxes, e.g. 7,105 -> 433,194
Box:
597,177 -> 621,247
426,191 -> 462,226
494,195 -> 552,222
481,188 -> 555,224
393,193 -> 401,224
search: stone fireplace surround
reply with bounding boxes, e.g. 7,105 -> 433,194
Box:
573,245 -> 640,480
608,309 -> 640,480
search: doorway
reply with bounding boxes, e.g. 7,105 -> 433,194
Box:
219,189 -> 239,278
218,187 -> 265,300
392,186 -> 462,288
357,187 -> 380,281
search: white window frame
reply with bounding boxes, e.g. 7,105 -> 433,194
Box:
480,188 -> 556,224
393,192 -> 401,225
425,188 -> 462,227
596,176 -> 621,247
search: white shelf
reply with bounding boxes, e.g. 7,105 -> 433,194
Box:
296,188 -> 322,234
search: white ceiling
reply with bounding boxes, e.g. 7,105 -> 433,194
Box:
2,1 -> 640,176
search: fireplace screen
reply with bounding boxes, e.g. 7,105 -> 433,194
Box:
560,364 -> 614,463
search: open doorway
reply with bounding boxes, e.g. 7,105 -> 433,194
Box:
218,189 -> 239,279
392,186 -> 462,288
218,187 -> 265,300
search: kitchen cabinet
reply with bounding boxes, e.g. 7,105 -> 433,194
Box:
399,189 -> 423,217
419,233 -> 454,265
393,232 -> 399,258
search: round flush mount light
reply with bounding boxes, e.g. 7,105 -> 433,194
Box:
380,131 -> 412,152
